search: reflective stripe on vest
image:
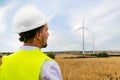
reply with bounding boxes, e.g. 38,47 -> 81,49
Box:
0,48 -> 53,80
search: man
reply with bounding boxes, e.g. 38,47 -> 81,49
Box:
0,5 -> 62,80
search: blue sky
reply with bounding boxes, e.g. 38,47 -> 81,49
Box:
0,0 -> 120,52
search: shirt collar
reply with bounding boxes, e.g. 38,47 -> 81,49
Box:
20,46 -> 40,50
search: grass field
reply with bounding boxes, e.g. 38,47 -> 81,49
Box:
55,54 -> 120,80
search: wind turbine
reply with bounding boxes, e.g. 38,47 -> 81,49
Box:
75,19 -> 95,54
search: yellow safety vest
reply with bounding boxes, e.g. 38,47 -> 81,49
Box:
0,48 -> 53,80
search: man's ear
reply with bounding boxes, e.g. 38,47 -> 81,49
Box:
35,31 -> 41,40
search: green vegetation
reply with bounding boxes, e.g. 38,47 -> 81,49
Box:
97,51 -> 109,57
47,52 -> 56,59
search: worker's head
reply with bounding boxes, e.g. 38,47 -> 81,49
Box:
13,5 -> 49,48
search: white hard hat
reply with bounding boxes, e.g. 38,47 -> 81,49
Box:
13,5 -> 47,33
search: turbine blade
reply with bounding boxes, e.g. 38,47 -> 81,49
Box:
75,27 -> 83,32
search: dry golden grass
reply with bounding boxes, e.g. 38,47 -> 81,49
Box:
55,54 -> 120,80
55,53 -> 79,59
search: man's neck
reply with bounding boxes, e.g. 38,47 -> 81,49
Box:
23,42 -> 41,49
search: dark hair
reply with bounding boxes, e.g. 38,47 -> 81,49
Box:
19,25 -> 44,43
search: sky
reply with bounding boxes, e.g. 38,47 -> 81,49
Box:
0,0 -> 120,52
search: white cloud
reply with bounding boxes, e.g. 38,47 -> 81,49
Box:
87,0 -> 120,23
62,43 -> 82,51
0,1 -> 18,52
47,12 -> 57,22
0,6 -> 8,34
0,36 -> 22,52
0,3 -> 15,34
48,29 -> 65,45
29,0 -> 60,16
70,0 -> 119,28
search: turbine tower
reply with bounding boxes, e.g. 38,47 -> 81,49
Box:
82,19 -> 85,54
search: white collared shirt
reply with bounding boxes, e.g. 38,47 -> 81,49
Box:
20,46 -> 62,80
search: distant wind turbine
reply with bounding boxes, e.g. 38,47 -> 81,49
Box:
75,19 -> 95,54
